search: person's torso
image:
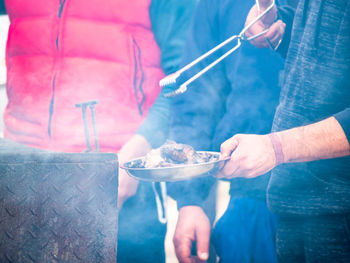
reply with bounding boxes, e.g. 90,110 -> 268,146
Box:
268,0 -> 350,216
4,0 -> 164,152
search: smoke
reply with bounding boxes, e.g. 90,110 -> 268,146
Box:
0,15 -> 9,138
0,84 -> 7,138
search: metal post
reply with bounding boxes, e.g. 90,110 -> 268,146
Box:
88,102 -> 99,152
76,101 -> 99,152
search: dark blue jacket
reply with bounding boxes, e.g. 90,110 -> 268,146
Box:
168,0 -> 285,207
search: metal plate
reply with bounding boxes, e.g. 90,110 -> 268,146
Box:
120,151 -> 227,182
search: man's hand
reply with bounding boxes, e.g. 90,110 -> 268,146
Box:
173,206 -> 211,263
245,0 -> 285,49
217,117 -> 350,179
117,134 -> 152,209
217,134 -> 276,179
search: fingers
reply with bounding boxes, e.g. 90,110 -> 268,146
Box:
216,152 -> 240,179
174,207 -> 211,263
217,134 -> 278,179
195,220 -> 210,261
264,20 -> 285,49
249,20 -> 284,48
174,237 -> 192,263
216,136 -> 240,179
265,20 -> 285,40
173,212 -> 194,263
220,136 -> 239,158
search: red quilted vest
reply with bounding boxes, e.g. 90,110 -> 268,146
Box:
4,0 -> 164,152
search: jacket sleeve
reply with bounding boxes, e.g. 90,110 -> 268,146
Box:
334,108 -> 350,144
135,86 -> 171,148
149,0 -> 198,75
136,0 -> 198,148
166,0 -> 231,209
0,0 -> 6,14
275,1 -> 297,57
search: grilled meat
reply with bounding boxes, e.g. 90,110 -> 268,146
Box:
139,140 -> 218,168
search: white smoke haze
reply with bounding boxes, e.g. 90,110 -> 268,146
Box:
0,15 -> 9,138
0,85 -> 6,138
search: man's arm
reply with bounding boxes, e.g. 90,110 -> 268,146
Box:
118,0 -> 198,208
278,116 -> 349,163
218,115 -> 350,179
117,134 -> 152,209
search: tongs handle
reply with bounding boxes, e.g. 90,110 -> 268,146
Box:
178,34 -> 240,76
161,0 -> 276,96
166,38 -> 242,97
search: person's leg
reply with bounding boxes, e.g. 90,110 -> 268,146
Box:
212,197 -> 278,263
117,182 -> 167,263
304,215 -> 350,263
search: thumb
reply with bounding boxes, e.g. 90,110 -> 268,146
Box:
220,136 -> 239,158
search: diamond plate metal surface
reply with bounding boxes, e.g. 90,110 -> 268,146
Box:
0,139 -> 118,263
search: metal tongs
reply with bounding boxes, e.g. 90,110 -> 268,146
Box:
160,0 -> 275,97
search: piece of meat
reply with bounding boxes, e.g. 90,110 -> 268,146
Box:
134,141 -> 218,168
160,142 -> 196,164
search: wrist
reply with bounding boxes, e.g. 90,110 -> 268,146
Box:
268,133 -> 285,165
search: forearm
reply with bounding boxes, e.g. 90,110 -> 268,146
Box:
276,117 -> 350,164
117,134 -> 150,209
136,86 -> 170,148
219,114 -> 350,179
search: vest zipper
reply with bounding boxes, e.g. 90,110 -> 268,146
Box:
132,37 -> 146,116
58,0 -> 66,17
48,0 -> 67,138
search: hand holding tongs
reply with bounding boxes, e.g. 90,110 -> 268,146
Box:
159,0 -> 276,97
